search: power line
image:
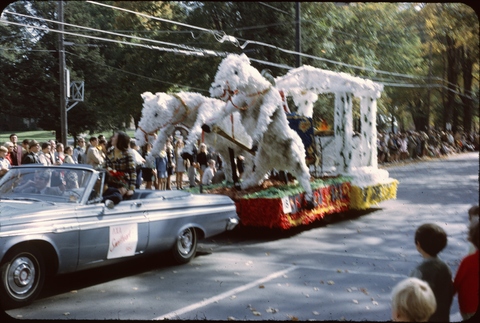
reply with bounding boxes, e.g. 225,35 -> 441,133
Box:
84,0 -> 466,89
1,19 -> 228,56
1,15 -> 301,72
65,51 -> 209,93
86,1 -> 239,46
258,2 -> 290,15
2,8 -> 475,99
0,47 -> 57,53
83,1 -> 437,82
3,10 -> 216,54
5,18 -> 475,100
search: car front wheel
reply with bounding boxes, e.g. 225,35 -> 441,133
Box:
0,246 -> 45,309
171,227 -> 197,264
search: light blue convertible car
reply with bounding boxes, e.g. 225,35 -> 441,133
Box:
0,164 -> 238,309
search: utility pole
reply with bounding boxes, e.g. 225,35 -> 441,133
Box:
426,42 -> 432,131
58,0 -> 68,145
295,2 -> 301,67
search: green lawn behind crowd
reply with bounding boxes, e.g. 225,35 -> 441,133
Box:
0,130 -> 136,146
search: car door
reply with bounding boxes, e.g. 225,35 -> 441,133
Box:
76,199 -> 149,269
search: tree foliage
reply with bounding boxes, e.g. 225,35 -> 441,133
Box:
1,1 -> 478,137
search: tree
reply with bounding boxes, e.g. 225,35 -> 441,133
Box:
2,1 -> 477,137
1,1 -> 60,132
421,3 -> 479,132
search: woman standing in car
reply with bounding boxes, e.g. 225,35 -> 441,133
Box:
105,131 -> 136,199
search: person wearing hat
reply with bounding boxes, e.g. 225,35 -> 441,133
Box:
0,146 -> 12,178
22,140 -> 41,164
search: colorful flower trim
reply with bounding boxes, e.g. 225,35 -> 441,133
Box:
185,175 -> 397,229
242,176 -> 352,199
349,180 -> 398,210
237,181 -> 351,229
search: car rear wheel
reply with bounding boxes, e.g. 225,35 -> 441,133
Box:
171,227 -> 197,264
0,246 -> 45,309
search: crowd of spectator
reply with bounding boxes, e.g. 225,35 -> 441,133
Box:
1,128 -> 478,184
0,132 -> 227,191
377,129 -> 479,165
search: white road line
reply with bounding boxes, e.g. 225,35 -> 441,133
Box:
154,265 -> 299,320
298,264 -> 408,278
202,247 -> 413,262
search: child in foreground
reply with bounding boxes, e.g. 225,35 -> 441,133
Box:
391,277 -> 436,322
467,205 -> 479,254
454,220 -> 479,320
410,223 -> 453,322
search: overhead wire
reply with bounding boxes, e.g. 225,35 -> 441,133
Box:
1,3 -> 459,86
65,51 -> 209,93
85,0 -> 474,93
0,47 -> 57,53
86,1 -> 239,46
258,2 -> 290,15
84,0 -> 458,86
3,10 -> 390,75
3,10 -> 221,54
2,3 -> 476,100
1,12 -> 301,72
3,18 -> 475,100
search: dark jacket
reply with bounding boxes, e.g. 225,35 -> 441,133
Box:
10,144 -> 23,166
102,187 -> 123,205
22,152 -> 40,164
410,257 -> 454,322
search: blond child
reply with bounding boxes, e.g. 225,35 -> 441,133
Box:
391,277 -> 436,322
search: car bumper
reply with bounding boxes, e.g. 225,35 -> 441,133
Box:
226,217 -> 239,231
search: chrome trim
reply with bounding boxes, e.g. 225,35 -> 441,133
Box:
226,217 -> 239,231
0,205 -> 237,237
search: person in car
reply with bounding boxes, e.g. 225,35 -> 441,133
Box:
102,170 -> 123,205
15,171 -> 65,195
105,131 -> 136,199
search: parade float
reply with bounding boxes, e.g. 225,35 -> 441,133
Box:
134,91 -> 253,183
274,64 -> 398,212
136,54 -> 398,229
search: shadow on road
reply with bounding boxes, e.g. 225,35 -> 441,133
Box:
37,208 -> 382,303
204,208 -> 383,244
38,252 -> 181,301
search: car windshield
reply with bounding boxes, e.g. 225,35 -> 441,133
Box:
0,166 -> 94,204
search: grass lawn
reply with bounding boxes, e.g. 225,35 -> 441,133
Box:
0,130 -> 136,146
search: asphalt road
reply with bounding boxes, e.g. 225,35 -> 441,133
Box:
3,152 -> 479,321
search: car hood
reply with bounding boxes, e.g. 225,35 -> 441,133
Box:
0,200 -> 78,225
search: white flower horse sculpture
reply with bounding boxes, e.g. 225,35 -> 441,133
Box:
203,53 -> 314,209
134,91 -> 253,183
